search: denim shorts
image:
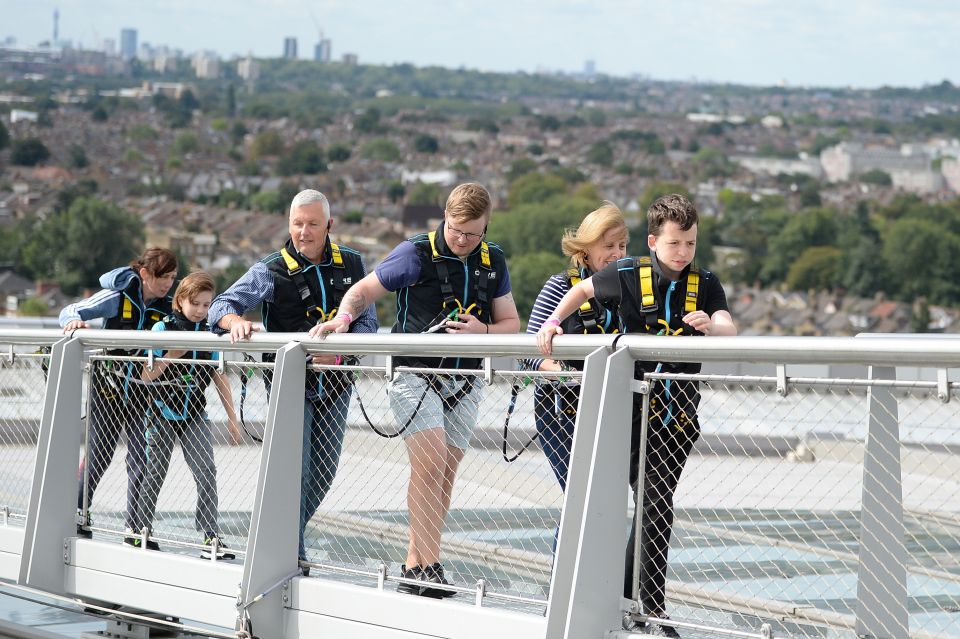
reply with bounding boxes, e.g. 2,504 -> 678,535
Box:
388,372 -> 482,450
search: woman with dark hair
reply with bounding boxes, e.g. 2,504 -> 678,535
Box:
60,247 -> 178,546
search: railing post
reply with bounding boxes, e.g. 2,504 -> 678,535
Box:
546,347 -> 634,639
239,342 -> 306,634
856,365 -> 908,639
20,336 -> 82,592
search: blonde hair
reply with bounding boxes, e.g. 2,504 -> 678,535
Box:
561,201 -> 628,269
444,182 -> 492,222
172,271 -> 215,313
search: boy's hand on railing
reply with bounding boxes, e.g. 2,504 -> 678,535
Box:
682,310 -> 713,335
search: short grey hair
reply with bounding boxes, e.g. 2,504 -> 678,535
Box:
289,189 -> 330,219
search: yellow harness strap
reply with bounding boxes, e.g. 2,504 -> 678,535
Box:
637,256 -> 656,309
685,269 -> 700,313
122,297 -> 133,322
280,247 -> 300,273
429,231 -> 490,267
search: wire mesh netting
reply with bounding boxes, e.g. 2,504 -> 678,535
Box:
0,349 -> 49,525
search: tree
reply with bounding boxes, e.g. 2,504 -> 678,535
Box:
0,120 -> 9,150
226,82 -> 236,117
327,142 -> 352,162
230,121 -> 248,146
277,140 -> 326,175
354,108 -> 382,134
506,173 -> 567,209
20,198 -> 143,294
69,144 -> 89,169
507,251 -> 570,323
17,297 -> 50,317
586,140 -> 613,167
250,190 -> 285,213
858,169 -> 893,186
761,208 -> 839,285
11,138 -> 50,166
507,157 -> 537,182
407,182 -> 443,206
173,131 -> 200,156
386,181 -> 406,203
251,130 -> 284,158
413,134 -> 439,154
360,138 -> 400,162
882,217 -> 960,304
785,246 -> 841,291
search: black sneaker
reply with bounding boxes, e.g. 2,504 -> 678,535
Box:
123,530 -> 160,551
421,562 -> 456,599
200,535 -> 235,560
396,564 -> 427,596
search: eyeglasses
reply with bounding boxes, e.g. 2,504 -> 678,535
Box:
446,223 -> 485,241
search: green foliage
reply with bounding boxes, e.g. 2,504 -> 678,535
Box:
20,197 -> 144,294
508,251 -> 570,323
128,124 -> 158,141
69,144 -> 88,169
637,182 -> 693,218
91,104 -> 109,122
218,189 -> 246,208
506,173 -> 568,209
327,142 -> 352,162
277,140 -> 326,176
342,210 -> 363,224
173,131 -> 200,155
386,181 -> 406,203
354,108 -> 383,134
413,133 -> 439,154
858,169 -> 892,186
230,121 -> 248,146
761,208 -> 840,284
882,217 -> 960,302
489,195 -> 597,259
690,147 -> 736,178
0,119 -> 9,150
251,130 -> 284,158
237,159 -> 261,176
526,143 -> 544,156
17,297 -> 50,317
507,157 -> 538,182
586,140 -> 613,167
250,190 -> 286,213
785,246 -> 841,290
11,138 -> 50,166
466,117 -> 499,134
360,138 -> 401,162
407,182 -> 443,206
799,182 -> 822,208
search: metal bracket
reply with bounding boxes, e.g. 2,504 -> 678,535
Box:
483,357 -> 493,386
474,578 -> 487,607
377,562 -> 387,590
776,364 -> 789,397
63,540 -> 70,564
7,344 -> 14,364
632,379 -> 650,395
385,355 -> 394,382
760,622 -> 774,639
937,368 -> 950,403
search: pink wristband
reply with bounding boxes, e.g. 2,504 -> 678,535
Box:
544,318 -> 561,327
337,312 -> 353,326
335,355 -> 343,365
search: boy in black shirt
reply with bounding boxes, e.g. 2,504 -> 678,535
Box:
537,194 -> 736,637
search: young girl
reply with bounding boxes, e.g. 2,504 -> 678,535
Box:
136,271 -> 242,559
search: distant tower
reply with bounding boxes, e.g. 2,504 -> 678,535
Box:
584,59 -> 596,77
53,8 -> 59,46
120,28 -> 137,60
314,38 -> 331,62
283,37 -> 298,59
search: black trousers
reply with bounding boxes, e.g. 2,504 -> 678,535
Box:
623,380 -> 700,615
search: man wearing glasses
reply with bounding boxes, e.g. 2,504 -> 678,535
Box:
312,182 -> 520,597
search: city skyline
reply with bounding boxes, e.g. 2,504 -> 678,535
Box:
3,0 -> 960,89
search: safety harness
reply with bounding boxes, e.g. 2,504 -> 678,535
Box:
427,230 -> 493,318
635,256 -> 700,334
279,244 -> 348,324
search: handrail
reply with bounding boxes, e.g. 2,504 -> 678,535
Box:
6,328 -> 960,368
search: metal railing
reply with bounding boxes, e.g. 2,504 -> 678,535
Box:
0,328 -> 957,639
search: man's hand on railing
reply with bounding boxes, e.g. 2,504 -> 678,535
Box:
62,319 -> 89,333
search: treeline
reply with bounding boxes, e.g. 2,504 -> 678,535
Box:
487,174 -> 960,322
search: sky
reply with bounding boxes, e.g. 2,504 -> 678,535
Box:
4,0 -> 960,89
